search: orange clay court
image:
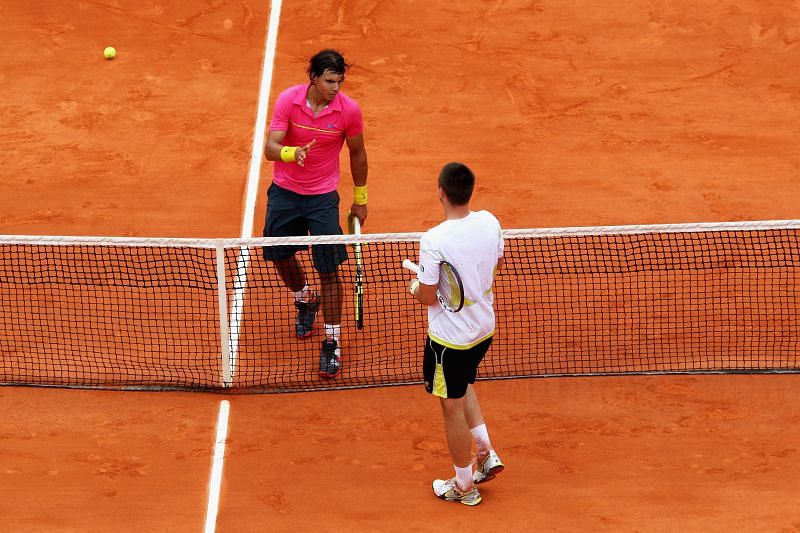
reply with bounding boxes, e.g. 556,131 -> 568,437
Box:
2,0 -> 800,531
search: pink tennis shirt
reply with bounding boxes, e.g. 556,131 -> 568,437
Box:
269,84 -> 364,195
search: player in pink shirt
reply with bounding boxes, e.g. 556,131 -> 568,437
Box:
263,49 -> 368,379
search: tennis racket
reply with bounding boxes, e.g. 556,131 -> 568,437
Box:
350,214 -> 364,329
402,259 -> 465,313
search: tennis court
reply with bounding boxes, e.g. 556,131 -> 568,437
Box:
2,0 -> 800,531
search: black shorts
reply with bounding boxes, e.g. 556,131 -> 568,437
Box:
262,183 -> 347,274
423,336 -> 493,399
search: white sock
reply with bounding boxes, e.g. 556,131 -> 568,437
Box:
470,424 -> 492,458
292,285 -> 310,302
324,324 -> 341,342
454,464 -> 473,491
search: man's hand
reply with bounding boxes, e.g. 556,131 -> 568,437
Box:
409,279 -> 420,295
350,203 -> 367,224
296,139 -> 317,167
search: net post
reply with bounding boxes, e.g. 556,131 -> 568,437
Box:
215,241 -> 233,387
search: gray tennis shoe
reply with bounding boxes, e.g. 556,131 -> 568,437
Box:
294,294 -> 318,338
319,338 -> 341,379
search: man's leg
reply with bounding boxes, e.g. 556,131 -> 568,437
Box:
464,384 -> 505,484
425,340 -> 481,504
319,269 -> 342,333
440,396 -> 473,469
262,184 -> 318,338
304,190 -> 347,379
318,268 -> 343,379
431,396 -> 481,505
464,384 -> 493,460
273,256 -> 306,293
464,384 -> 485,430
272,256 -> 318,338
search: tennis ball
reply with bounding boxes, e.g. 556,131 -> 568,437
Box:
103,46 -> 117,60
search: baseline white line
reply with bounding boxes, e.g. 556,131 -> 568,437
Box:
204,400 -> 231,533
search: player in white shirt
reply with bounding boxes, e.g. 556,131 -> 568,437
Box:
410,162 -> 505,506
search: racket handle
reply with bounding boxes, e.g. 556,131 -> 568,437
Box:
348,213 -> 362,235
402,259 -> 419,273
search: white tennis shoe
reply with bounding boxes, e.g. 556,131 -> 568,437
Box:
473,450 -> 504,484
432,478 -> 482,506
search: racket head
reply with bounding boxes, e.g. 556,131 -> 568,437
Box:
437,261 -> 464,312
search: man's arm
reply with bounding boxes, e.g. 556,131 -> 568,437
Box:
411,280 -> 439,306
346,133 -> 368,222
346,133 -> 368,187
265,130 -> 316,167
264,130 -> 287,161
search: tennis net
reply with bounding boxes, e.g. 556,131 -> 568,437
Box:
1,220 -> 798,392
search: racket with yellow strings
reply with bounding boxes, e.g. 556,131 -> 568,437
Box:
402,259 -> 465,313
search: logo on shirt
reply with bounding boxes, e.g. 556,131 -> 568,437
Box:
420,265 -> 425,273
326,122 -> 337,129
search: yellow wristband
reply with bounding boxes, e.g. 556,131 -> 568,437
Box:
353,185 -> 368,205
280,146 -> 298,163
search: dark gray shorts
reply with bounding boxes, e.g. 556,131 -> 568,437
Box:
262,184 -> 347,273
423,336 -> 493,399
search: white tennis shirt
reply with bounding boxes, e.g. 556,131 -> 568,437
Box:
417,210 -> 504,349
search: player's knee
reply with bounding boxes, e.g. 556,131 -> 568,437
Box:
439,395 -> 467,413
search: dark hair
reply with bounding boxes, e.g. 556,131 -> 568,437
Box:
307,49 -> 351,80
438,162 -> 475,206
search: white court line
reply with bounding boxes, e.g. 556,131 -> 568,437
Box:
205,1 -> 283,531
204,400 -> 231,533
241,0 -> 283,240
225,0 -> 284,383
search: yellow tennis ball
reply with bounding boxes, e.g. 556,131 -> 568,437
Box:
103,46 -> 116,60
